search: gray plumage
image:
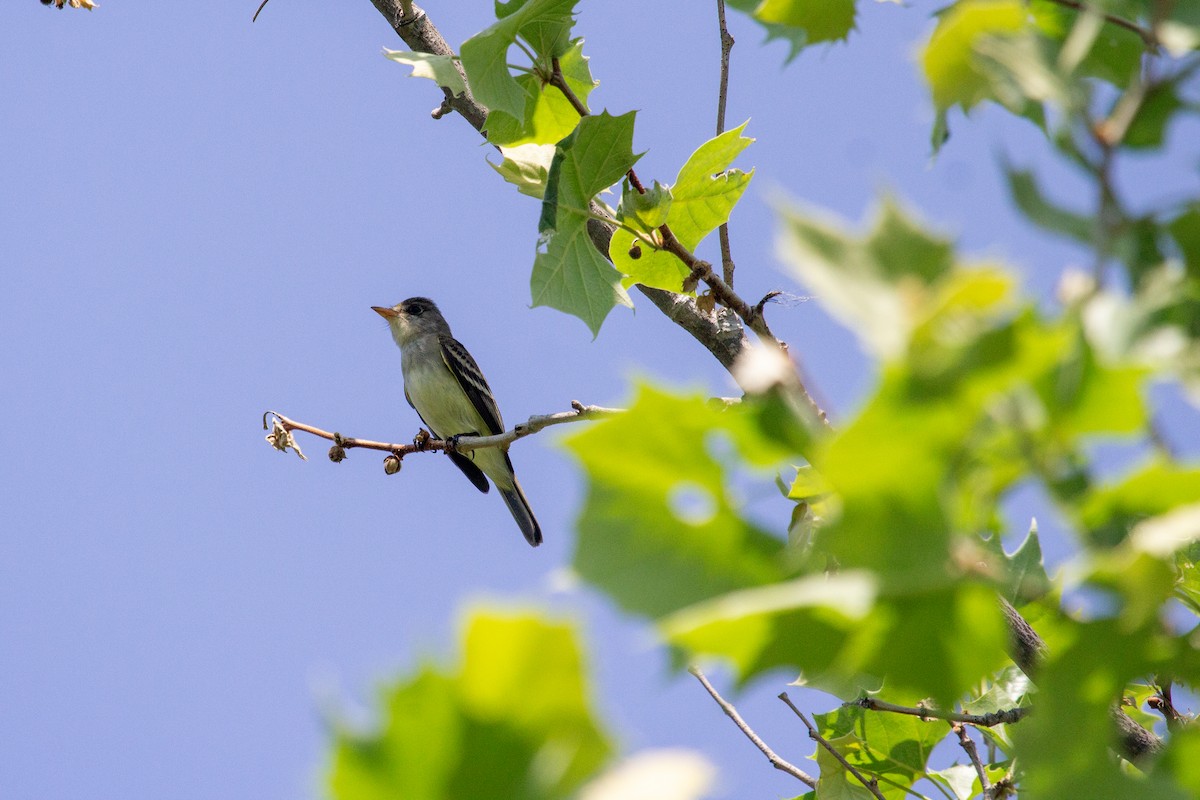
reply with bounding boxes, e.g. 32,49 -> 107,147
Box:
372,297 -> 542,547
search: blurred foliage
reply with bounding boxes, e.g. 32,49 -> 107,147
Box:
349,0 -> 1200,797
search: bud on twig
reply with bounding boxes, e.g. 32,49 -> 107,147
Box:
383,455 -> 402,475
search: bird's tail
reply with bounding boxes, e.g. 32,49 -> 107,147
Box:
500,477 -> 542,547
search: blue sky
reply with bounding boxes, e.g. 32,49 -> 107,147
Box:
2,2 -> 1196,799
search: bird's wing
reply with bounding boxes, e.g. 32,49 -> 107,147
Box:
438,335 -> 505,435
406,384 -> 490,494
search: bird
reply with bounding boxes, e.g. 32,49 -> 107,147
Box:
372,297 -> 542,547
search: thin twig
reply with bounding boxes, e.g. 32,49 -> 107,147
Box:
1044,0 -> 1158,48
251,0 -> 270,22
855,696 -> 1030,727
779,693 -> 886,800
715,0 -> 736,287
952,722 -> 993,799
689,667 -> 816,788
549,56 -> 588,116
264,402 -> 621,458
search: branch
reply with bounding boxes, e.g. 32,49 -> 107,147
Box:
363,1 -> 751,376
779,692 -> 886,800
1044,0 -> 1158,49
951,723 -> 993,799
715,0 -> 736,287
689,667 -> 817,788
856,696 -> 1030,727
263,402 -> 620,462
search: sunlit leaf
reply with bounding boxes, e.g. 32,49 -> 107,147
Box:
329,609 -> 612,800
611,123 -> 754,292
532,111 -> 640,334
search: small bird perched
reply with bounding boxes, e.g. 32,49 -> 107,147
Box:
372,298 -> 542,547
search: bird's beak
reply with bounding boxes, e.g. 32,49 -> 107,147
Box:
372,306 -> 399,319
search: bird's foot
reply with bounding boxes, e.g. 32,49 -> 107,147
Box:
413,429 -> 432,450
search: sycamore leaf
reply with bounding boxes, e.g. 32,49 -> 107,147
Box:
532,111 -> 639,334
611,123 -> 754,292
1004,164 -> 1093,244
484,39 -> 596,146
383,50 -> 466,97
725,0 -> 857,61
328,609 -> 613,800
489,143 -> 557,199
460,0 -> 580,120
565,384 -> 795,619
921,0 -> 1032,112
775,196 -> 960,360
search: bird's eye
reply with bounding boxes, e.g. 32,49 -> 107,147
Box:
408,304 -> 424,316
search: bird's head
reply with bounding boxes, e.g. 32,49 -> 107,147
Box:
372,297 -> 448,346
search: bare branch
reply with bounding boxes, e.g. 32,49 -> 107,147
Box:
689,667 -> 817,788
264,402 -> 621,460
715,0 -> 736,287
779,692 -> 886,800
952,722 -> 993,799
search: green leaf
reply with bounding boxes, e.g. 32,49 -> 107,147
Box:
566,385 -> 793,619
964,664 -> 1034,716
775,196 -> 965,360
489,143 -> 556,199
1014,618 -> 1188,799
662,573 -> 879,696
992,522 -> 1053,604
532,110 -> 640,334
921,0 -> 1032,112
725,0 -> 858,61
1168,204 -> 1200,279
1004,164 -> 1093,244
329,608 -> 613,800
620,179 -> 672,231
1035,328 -> 1149,439
929,764 -> 981,800
755,0 -> 857,44
484,39 -> 596,146
611,123 -> 754,292
460,0 -> 579,120
1077,460 -> 1200,548
814,703 -> 945,790
383,50 -> 467,97
813,738 -> 881,800
1124,81 -> 1185,149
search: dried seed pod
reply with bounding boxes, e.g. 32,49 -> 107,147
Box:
328,445 -> 347,463
383,455 -> 402,475
628,242 -> 642,260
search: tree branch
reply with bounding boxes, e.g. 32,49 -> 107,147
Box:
856,696 -> 1030,727
951,722 -> 993,799
779,692 -> 886,800
263,402 -> 620,462
363,0 -> 751,375
689,667 -> 817,788
1044,0 -> 1158,49
715,0 -> 736,287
